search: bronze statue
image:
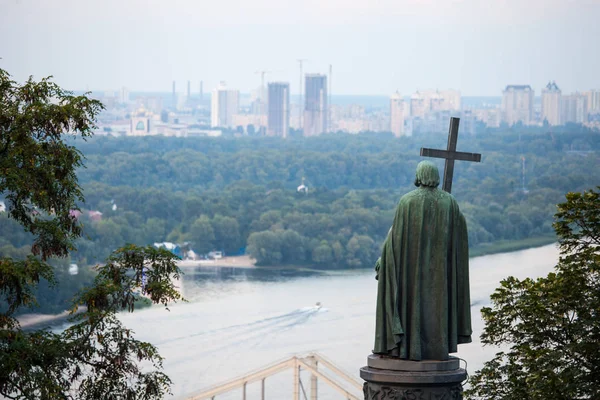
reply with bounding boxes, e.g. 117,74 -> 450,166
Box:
373,161 -> 472,361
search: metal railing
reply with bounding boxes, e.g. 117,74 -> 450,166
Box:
185,353 -> 362,400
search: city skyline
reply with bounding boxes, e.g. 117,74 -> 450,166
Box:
1,0 -> 599,96
98,76 -> 600,139
79,83 -> 598,100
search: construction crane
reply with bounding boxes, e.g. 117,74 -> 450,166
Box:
254,70 -> 271,93
328,64 -> 332,133
254,70 -> 271,115
297,59 -> 308,131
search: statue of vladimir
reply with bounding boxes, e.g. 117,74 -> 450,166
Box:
373,160 -> 472,361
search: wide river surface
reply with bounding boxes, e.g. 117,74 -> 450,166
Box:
113,244 -> 560,399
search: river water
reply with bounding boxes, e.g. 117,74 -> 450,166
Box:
114,244 -> 560,399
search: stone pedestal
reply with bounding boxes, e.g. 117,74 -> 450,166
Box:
360,355 -> 466,400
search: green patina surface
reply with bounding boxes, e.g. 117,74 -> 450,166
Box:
374,161 -> 472,360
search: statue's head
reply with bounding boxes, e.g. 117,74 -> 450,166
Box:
414,160 -> 440,188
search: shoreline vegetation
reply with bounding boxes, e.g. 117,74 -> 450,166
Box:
179,235 -> 559,269
18,237 -> 558,327
178,255 -> 256,268
469,235 -> 557,257
6,131 -> 597,323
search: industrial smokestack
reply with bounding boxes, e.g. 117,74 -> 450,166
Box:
329,64 -> 332,133
172,81 -> 176,106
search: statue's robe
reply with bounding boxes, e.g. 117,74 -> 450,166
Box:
374,186 -> 472,360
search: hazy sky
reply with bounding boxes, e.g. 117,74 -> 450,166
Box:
1,0 -> 599,96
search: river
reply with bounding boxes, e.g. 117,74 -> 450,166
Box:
89,244 -> 560,399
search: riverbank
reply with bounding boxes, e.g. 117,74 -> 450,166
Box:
132,243 -> 561,398
177,255 -> 256,269
248,235 -> 559,270
17,307 -> 87,331
469,235 -> 557,258
15,237 -> 558,326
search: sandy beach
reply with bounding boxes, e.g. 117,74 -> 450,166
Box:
177,255 -> 256,269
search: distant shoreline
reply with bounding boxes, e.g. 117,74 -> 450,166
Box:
469,236 -> 557,258
175,238 -> 558,270
177,255 -> 256,269
18,307 -> 86,331
17,238 -> 557,326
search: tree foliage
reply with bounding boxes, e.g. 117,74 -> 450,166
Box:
0,69 -> 183,399
3,126 -> 599,274
0,69 -> 102,260
1,245 -> 183,400
465,187 -> 600,399
58,128 -> 597,266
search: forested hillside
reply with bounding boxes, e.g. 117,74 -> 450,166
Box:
2,126 -> 599,275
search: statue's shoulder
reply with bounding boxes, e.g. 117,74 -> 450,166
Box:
437,189 -> 457,202
399,188 -> 422,204
434,189 -> 459,206
401,188 -> 459,208
437,190 -> 462,214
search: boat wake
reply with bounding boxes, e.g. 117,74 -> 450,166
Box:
157,304 -> 327,355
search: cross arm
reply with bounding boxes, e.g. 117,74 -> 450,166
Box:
420,148 -> 482,163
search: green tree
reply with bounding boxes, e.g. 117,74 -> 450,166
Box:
143,217 -> 167,244
247,231 -> 282,265
312,241 -> 334,265
345,234 -> 378,268
0,69 -> 183,399
187,215 -> 215,255
279,229 -> 307,263
211,214 -> 241,254
466,187 -> 600,400
183,197 -> 205,221
250,210 -> 282,232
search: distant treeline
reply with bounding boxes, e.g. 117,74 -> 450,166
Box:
1,126 -> 599,312
73,124 -> 598,191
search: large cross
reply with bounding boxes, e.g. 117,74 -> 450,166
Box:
420,117 -> 481,194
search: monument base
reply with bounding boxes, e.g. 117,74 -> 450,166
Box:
360,355 -> 466,400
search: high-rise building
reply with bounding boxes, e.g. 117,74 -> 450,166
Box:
585,90 -> 600,128
211,82 -> 239,128
267,82 -> 290,138
582,89 -> 600,114
172,81 -> 176,107
410,92 -> 426,118
119,87 -> 130,104
303,74 -> 328,136
429,92 -> 444,112
390,91 -> 405,137
592,90 -> 600,113
411,89 -> 461,114
413,90 -> 433,114
561,93 -> 587,124
541,81 -> 561,126
439,89 -> 461,111
502,85 -> 534,126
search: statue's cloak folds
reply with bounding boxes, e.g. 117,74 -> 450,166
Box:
374,187 -> 472,360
